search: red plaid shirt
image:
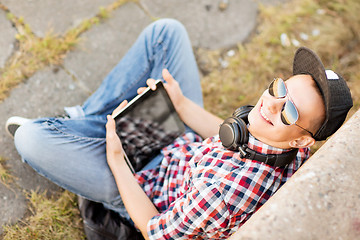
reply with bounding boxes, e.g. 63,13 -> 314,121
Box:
134,132 -> 309,239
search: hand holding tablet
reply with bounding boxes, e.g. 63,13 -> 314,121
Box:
112,80 -> 185,173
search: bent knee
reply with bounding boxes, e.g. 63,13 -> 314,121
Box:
14,120 -> 50,163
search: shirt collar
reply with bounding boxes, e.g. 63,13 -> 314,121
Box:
247,133 -> 290,155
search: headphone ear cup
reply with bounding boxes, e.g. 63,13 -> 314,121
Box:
219,117 -> 248,151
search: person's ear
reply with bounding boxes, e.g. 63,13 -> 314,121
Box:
289,135 -> 315,148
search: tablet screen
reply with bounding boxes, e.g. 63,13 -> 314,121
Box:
113,81 -> 185,172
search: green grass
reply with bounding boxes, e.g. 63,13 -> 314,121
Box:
1,0 -> 360,238
2,191 -> 85,240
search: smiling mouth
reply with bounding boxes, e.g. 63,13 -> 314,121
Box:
260,103 -> 273,125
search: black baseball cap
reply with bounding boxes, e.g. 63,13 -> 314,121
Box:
293,47 -> 353,141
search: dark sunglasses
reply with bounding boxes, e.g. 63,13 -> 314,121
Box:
268,78 -> 314,137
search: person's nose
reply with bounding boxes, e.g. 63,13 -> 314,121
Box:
266,93 -> 286,114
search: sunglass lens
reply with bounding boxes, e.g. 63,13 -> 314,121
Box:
269,78 -> 287,98
281,100 -> 299,125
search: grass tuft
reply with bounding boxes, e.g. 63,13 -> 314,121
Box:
0,13 -> 78,101
2,190 -> 85,240
0,157 -> 15,190
0,0 -> 132,103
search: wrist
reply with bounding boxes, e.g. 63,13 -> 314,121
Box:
176,95 -> 188,115
107,154 -> 126,172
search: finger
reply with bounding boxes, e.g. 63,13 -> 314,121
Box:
111,100 -> 128,117
137,87 -> 147,95
146,78 -> 157,90
162,69 -> 175,84
106,115 -> 116,132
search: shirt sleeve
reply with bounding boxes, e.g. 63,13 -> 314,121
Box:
147,181 -> 230,240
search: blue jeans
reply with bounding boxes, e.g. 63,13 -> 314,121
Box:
14,19 -> 203,218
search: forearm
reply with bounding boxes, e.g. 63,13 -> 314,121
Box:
177,96 -> 223,139
109,157 -> 159,240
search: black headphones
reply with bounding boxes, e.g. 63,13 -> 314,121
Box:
219,105 -> 298,167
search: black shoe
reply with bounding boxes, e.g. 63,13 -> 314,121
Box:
5,116 -> 31,138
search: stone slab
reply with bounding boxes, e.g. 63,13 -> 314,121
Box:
0,10 -> 16,68
0,67 -> 89,230
0,183 -> 27,230
64,2 -> 151,94
139,0 -> 258,49
1,0 -> 115,37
